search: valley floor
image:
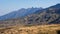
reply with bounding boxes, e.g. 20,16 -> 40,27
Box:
0,24 -> 60,34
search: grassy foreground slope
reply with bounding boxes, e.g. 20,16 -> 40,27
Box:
0,24 -> 60,34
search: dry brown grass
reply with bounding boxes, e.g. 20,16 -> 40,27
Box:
0,24 -> 60,34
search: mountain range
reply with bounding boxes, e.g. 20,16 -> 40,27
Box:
24,4 -> 60,25
0,4 -> 60,26
0,7 -> 43,20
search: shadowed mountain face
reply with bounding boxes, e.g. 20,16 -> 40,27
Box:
23,4 -> 60,25
0,7 -> 43,20
0,4 -> 60,26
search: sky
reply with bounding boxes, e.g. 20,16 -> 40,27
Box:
0,0 -> 60,16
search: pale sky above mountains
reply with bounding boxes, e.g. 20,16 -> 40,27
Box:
0,0 -> 60,16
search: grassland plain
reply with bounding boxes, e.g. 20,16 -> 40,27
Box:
0,24 -> 60,34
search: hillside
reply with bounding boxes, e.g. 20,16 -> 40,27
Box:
0,7 -> 43,20
23,4 -> 60,25
0,4 -> 60,27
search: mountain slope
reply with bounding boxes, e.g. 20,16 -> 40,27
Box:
23,4 -> 60,25
0,4 -> 60,26
0,8 -> 43,20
